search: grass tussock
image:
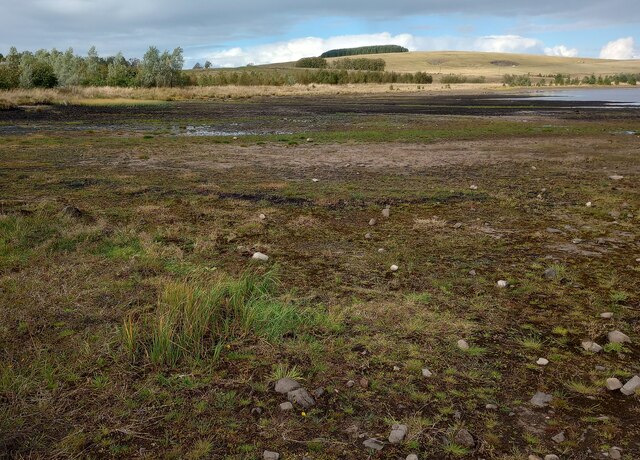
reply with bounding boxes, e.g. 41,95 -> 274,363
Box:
131,269 -> 334,366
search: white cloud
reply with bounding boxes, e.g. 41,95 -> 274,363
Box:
599,37 -> 638,59
207,33 -> 417,67
473,35 -> 542,53
544,45 -> 578,57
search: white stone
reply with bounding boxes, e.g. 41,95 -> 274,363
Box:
259,213 -> 266,220
263,451 -> 280,460
363,438 -> 384,451
252,252 -> 269,261
378,248 -> 385,253
390,265 -> 399,272
496,280 -> 508,288
581,341 -> 603,353
586,201 -> 592,207
457,339 -> 470,350
609,175 -> 624,180
382,207 -> 390,218
530,391 -> 553,407
537,358 -> 549,366
620,375 -> 640,396
312,178 -> 319,182
486,404 -> 498,410
388,424 -> 408,444
422,368 -> 433,378
544,455 -> 560,460
369,218 -> 377,226
600,312 -> 613,319
406,455 -> 418,460
606,378 -> 623,391
608,330 -> 631,344
609,447 -> 622,460
279,401 -> 293,411
470,184 -> 478,190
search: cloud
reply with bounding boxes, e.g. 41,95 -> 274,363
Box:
544,45 -> 578,57
473,35 -> 542,53
599,37 -> 638,59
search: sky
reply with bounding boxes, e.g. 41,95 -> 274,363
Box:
1,1 -> 639,68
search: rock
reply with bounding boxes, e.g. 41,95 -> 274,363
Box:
388,424 -> 408,444
543,267 -> 558,280
454,429 -> 475,448
530,391 -> 553,407
275,377 -> 301,394
279,401 -> 293,411
363,438 -> 384,451
620,375 -> 640,396
595,365 -> 606,371
544,455 -> 560,460
609,175 -> 624,180
609,447 -> 622,460
496,280 -> 508,288
453,222 -> 463,229
546,228 -> 562,234
365,232 -> 372,239
606,378 -> 623,391
528,456 -> 543,460
382,207 -> 390,218
537,358 -> 549,366
470,185 -> 478,190
263,451 -> 280,460
393,366 -> 400,372
551,431 -> 565,443
422,368 -> 433,378
378,248 -> 385,253
312,387 -> 325,398
287,388 -> 315,409
406,455 -> 418,460
346,380 -> 355,388
312,178 -> 319,182
486,403 -> 498,410
468,269 -> 477,276
390,265 -> 399,272
232,136 -> 238,140
457,339 -> 470,350
259,213 -> 266,220
608,330 -> 631,344
369,218 -> 377,226
581,341 -> 603,353
252,252 -> 269,261
572,238 -> 583,244
586,201 -> 592,207
600,312 -> 614,319
306,137 -> 313,142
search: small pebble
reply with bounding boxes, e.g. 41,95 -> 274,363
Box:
382,207 -> 390,218
346,380 -> 355,388
606,378 -> 623,391
279,401 -> 293,411
609,447 -> 622,460
537,358 -> 549,366
263,451 -> 280,460
378,248 -> 385,253
390,264 -> 399,272
551,431 -> 565,443
406,455 -> 418,460
609,175 -> 624,180
600,312 -> 613,319
496,280 -> 508,288
259,213 -> 266,220
470,184 -> 478,190
457,339 -> 470,350
393,366 -> 400,371
369,218 -> 377,226
422,368 -> 433,378
365,232 -> 372,239
468,269 -> 477,276
252,252 -> 269,261
486,403 -> 498,410
608,330 -> 631,344
544,455 -> 560,460
586,201 -> 592,207
312,178 -> 319,182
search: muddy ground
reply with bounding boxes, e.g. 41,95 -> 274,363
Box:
0,93 -> 639,459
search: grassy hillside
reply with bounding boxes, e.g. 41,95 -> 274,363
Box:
258,51 -> 639,82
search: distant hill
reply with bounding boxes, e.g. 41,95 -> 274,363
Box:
320,45 -> 408,58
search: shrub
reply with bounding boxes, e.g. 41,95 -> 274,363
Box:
503,74 -> 532,87
295,57 -> 328,69
332,58 -> 386,71
440,74 -> 468,84
320,45 -> 408,58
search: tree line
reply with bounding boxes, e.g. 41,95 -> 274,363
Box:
0,46 -> 185,89
295,57 -> 386,71
320,45 -> 408,58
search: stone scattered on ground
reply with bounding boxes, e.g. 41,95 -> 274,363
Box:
388,424 -> 408,444
470,184 -> 478,190
369,218 -> 377,226
312,178 -> 319,182
544,455 -> 560,460
279,401 -> 293,411
457,339 -> 470,350
363,438 -> 384,451
306,137 -> 313,142
608,330 -> 631,344
359,378 -> 369,388
551,432 -> 565,443
537,358 -> 549,366
609,447 -> 622,459
620,375 -> 640,396
581,341 -> 603,353
346,380 -> 355,388
609,175 -> 624,180
546,228 -> 562,234
454,428 -> 475,448
275,378 -> 301,394
496,280 -> 508,288
312,387 -> 325,398
530,391 -> 553,407
406,455 -> 418,460
469,269 -> 477,276
606,378 -> 623,391
543,267 -> 558,279
263,451 -> 280,460
390,265 -> 399,272
486,403 -> 498,410
382,206 -> 390,218
393,365 -> 401,371
287,388 -> 315,409
586,201 -> 592,207
251,407 -> 263,416
453,222 -> 463,229
378,248 -> 385,253
252,252 -> 269,261
600,312 -> 614,319
365,232 -> 372,239
422,368 -> 433,378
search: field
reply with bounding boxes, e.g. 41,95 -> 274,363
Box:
262,51 -> 640,82
1,92 -> 639,459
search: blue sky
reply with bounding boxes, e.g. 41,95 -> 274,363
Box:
1,1 -> 639,67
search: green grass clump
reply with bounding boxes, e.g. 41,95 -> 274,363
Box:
133,270 -> 333,366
